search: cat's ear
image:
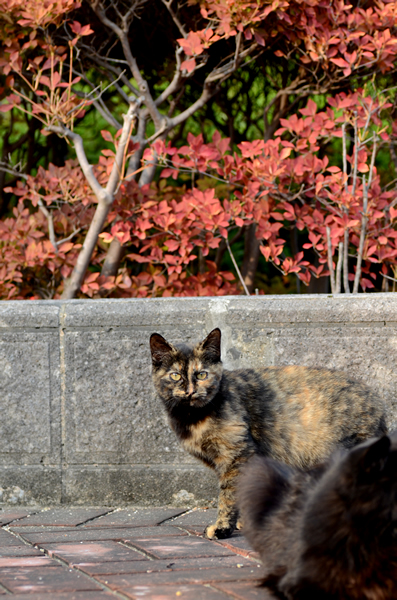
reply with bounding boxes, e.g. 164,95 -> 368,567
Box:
200,328 -> 221,362
150,333 -> 175,365
350,435 -> 391,479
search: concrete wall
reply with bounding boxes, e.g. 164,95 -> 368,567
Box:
1,294 -> 397,506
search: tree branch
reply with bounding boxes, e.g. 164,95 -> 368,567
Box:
47,125 -> 106,201
326,226 -> 335,294
343,228 -> 350,293
336,241 -> 343,293
106,103 -> 137,196
226,238 -> 249,295
92,0 -> 163,130
168,84 -> 214,129
352,175 -> 368,293
47,101 -> 138,299
161,0 -> 187,38
342,122 -> 348,192
154,47 -> 183,107
36,198 -> 57,252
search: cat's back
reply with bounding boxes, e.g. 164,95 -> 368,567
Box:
224,365 -> 387,467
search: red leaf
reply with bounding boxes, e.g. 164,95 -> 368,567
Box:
330,58 -> 349,69
101,130 -> 113,142
181,58 -> 196,73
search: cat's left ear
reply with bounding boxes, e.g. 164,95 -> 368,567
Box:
150,333 -> 176,365
350,435 -> 391,479
200,328 -> 221,363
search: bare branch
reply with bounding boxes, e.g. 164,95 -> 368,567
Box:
92,0 -> 163,129
56,228 -> 81,246
36,198 -> 57,252
154,47 -> 183,107
161,0 -> 187,38
352,134 -> 376,293
78,43 -> 140,96
226,237 -> 249,295
91,97 -> 122,130
0,162 -> 28,180
342,122 -> 348,193
46,125 -> 106,201
61,200 -> 112,299
336,241 -> 343,294
343,228 -> 350,293
168,84 -> 214,129
381,273 -> 397,283
367,133 -> 377,190
234,31 -> 242,69
106,103 -> 137,196
326,226 -> 335,294
353,179 -> 371,293
47,101 -> 139,299
351,112 -> 359,196
204,43 -> 259,84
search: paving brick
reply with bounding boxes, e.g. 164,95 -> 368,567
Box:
0,556 -> 55,568
15,525 -> 186,544
215,533 -> 257,558
97,565 -> 262,589
77,555 -> 260,576
5,593 -> 118,600
213,581 -> 276,599
82,507 -> 186,528
0,545 -> 43,557
120,583 -> 233,599
10,507 -> 111,527
175,527 -> 258,559
170,508 -> 217,528
127,536 -> 235,559
41,541 -> 148,564
0,529 -> 24,546
0,566 -> 103,594
0,508 -> 40,526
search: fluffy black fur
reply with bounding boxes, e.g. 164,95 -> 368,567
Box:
238,432 -> 397,600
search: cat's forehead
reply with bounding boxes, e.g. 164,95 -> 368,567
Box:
171,344 -> 205,370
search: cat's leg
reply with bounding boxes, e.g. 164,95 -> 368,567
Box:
204,463 -> 240,539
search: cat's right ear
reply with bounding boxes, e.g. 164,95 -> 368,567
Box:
150,333 -> 175,365
201,328 -> 221,362
351,435 -> 391,479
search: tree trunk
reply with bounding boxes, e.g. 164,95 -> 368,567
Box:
241,224 -> 260,294
101,238 -> 125,279
99,151 -> 158,281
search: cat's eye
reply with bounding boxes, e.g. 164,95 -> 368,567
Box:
196,371 -> 208,380
170,372 -> 181,381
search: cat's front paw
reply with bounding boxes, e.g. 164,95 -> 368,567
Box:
204,523 -> 234,539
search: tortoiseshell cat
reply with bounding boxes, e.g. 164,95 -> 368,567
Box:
149,327 -> 387,540
238,432 -> 397,599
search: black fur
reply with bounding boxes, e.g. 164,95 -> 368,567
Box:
238,433 -> 397,600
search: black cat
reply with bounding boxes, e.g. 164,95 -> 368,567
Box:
238,432 -> 397,599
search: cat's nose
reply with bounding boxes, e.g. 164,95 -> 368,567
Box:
187,384 -> 194,396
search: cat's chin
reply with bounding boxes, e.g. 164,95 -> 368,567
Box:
189,398 -> 211,408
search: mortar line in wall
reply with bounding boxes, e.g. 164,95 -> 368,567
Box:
59,303 -> 67,504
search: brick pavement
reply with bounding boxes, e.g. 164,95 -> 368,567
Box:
0,506 -> 275,599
